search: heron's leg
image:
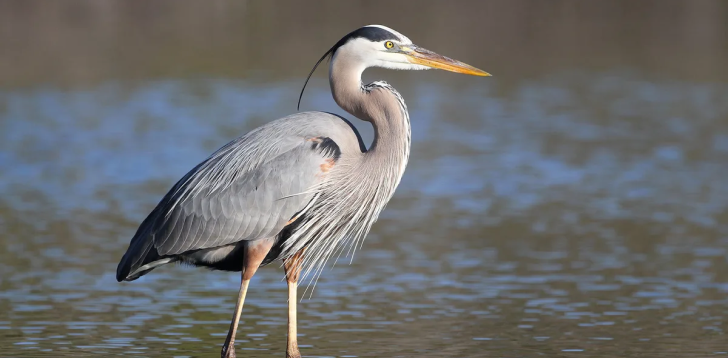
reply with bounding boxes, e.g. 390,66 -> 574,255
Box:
221,240 -> 273,358
284,249 -> 305,358
221,275 -> 250,358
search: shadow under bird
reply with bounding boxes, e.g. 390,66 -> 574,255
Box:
116,24 -> 489,358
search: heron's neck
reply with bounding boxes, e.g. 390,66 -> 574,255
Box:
329,56 -> 411,183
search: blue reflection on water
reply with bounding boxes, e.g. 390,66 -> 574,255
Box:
2,74 -> 728,226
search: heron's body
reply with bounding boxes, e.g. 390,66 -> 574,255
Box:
115,25 -> 488,358
116,111 -> 369,280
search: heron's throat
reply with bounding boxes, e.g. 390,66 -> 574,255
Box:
364,82 -> 411,160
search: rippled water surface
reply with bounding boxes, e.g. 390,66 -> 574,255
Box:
2,2 -> 728,357
2,73 -> 727,357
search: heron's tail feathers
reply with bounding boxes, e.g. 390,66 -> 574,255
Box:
116,232 -> 172,282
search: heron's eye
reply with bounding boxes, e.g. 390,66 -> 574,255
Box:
385,41 -> 394,49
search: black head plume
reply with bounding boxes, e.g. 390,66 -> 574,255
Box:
297,46 -> 335,111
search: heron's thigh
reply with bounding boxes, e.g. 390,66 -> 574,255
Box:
242,238 -> 276,280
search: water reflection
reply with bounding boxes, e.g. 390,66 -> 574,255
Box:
1,72 -> 727,356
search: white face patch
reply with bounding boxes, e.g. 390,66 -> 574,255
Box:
327,25 -> 430,74
333,37 -> 429,72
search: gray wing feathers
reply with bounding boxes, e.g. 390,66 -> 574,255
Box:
147,114 -> 345,256
154,140 -> 326,256
117,112 -> 364,282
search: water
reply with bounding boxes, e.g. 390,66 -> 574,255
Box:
2,2 -> 728,357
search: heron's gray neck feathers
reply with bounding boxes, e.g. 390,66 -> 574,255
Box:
328,50 -> 411,171
326,48 -> 411,191
362,81 -> 411,187
279,51 -> 411,289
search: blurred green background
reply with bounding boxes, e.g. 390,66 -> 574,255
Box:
2,0 -> 727,86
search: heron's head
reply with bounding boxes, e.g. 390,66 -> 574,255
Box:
298,25 -> 489,109
329,25 -> 490,75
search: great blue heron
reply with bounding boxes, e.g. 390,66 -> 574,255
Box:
116,24 -> 489,358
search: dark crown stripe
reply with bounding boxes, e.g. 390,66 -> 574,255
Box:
330,26 -> 399,54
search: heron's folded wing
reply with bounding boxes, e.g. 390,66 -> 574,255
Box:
144,134 -> 338,256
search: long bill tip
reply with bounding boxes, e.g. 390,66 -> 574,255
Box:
405,46 -> 490,77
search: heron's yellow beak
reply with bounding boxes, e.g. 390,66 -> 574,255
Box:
403,45 -> 490,77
